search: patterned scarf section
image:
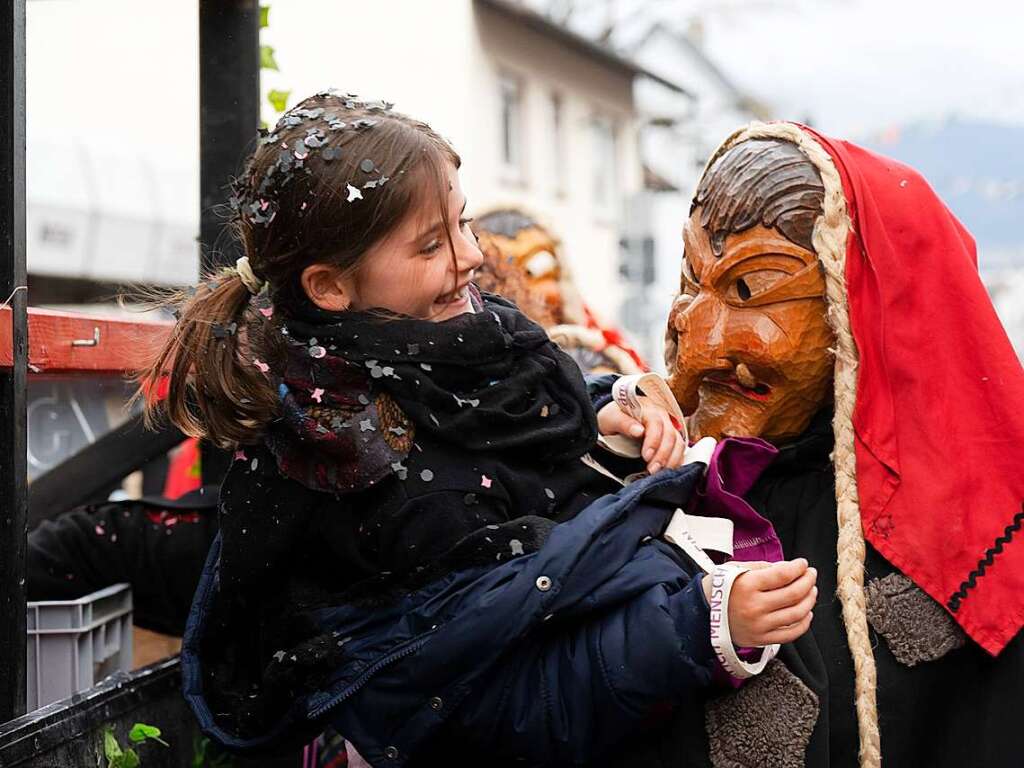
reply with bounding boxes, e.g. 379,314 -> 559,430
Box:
264,289 -> 598,493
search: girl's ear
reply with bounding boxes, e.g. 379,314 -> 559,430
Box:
301,263 -> 353,312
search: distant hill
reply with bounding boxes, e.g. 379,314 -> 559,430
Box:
866,119 -> 1024,272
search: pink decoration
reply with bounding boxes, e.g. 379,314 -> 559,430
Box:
259,306 -> 274,318
481,475 -> 492,489
253,359 -> 270,374
311,387 -> 325,403
233,449 -> 247,462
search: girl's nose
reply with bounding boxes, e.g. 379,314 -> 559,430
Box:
456,233 -> 484,273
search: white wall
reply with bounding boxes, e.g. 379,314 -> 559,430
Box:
26,0 -> 200,285
469,4 -> 641,323
26,0 -> 645,318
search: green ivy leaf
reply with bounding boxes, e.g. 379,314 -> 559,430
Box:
104,729 -> 123,762
128,722 -> 168,746
260,45 -> 279,71
259,5 -> 270,28
267,89 -> 291,113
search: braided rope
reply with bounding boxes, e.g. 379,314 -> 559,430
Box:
705,122 -> 882,767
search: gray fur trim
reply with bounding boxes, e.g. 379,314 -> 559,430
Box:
865,572 -> 966,666
706,659 -> 819,768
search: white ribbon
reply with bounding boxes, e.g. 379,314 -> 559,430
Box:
597,373 -> 687,458
707,563 -> 779,679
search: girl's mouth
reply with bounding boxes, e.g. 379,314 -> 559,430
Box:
703,368 -> 773,402
434,284 -> 470,309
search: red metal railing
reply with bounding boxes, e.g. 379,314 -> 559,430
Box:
0,307 -> 171,375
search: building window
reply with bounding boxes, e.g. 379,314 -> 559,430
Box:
499,74 -> 523,178
551,92 -> 566,197
592,114 -> 618,211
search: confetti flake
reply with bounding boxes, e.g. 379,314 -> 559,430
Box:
233,449 -> 247,462
510,539 -> 525,556
481,475 -> 492,489
544,488 -> 555,499
259,306 -> 274,318
253,359 -> 270,374
346,184 -> 363,202
420,469 -> 435,482
251,458 -> 259,471
95,525 -> 105,536
311,387 -> 325,403
309,345 -> 327,359
540,405 -> 549,418
360,419 -> 375,432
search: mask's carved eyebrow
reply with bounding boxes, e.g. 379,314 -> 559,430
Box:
411,197 -> 468,244
702,235 -> 814,287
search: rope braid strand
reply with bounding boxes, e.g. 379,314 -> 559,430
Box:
708,122 -> 882,768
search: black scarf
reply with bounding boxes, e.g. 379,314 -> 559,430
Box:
264,289 -> 598,493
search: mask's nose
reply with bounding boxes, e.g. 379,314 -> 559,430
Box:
667,292 -> 734,413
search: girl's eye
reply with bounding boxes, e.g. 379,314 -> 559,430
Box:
421,239 -> 442,255
460,216 -> 474,229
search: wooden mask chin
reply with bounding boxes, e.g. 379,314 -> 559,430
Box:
666,139 -> 835,444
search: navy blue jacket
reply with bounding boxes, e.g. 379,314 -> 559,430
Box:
182,464 -> 716,766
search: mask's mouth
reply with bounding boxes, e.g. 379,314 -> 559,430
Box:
703,365 -> 773,402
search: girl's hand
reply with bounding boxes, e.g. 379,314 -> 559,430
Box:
597,401 -> 686,475
702,559 -> 818,647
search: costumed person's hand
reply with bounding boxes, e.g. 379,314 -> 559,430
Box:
597,401 -> 686,475
702,559 -> 818,647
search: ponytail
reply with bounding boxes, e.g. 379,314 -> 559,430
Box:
139,267 -> 281,447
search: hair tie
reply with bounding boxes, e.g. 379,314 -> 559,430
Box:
235,256 -> 265,295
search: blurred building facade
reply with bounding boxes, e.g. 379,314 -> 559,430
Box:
26,0 -> 693,331
26,1 -> 766,365
615,20 -> 765,367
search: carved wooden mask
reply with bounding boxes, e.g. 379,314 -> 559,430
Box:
472,210 -> 566,327
666,139 -> 835,444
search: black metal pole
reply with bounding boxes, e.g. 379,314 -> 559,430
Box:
199,0 -> 260,274
0,0 -> 28,722
199,0 -> 259,486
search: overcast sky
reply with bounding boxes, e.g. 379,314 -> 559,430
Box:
697,0 -> 1024,137
546,0 -> 1024,138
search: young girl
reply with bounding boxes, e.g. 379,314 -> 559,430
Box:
149,92 -> 815,766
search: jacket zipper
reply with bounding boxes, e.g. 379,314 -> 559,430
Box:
307,632 -> 434,719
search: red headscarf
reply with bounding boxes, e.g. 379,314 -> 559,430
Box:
805,126 -> 1024,654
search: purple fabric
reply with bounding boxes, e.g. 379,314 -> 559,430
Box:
690,437 -> 784,689
689,437 -> 784,564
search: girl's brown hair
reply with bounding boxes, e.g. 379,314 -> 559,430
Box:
139,92 -> 461,447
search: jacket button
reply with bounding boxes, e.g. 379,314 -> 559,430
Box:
429,696 -> 443,710
535,575 -> 552,591
385,746 -> 399,760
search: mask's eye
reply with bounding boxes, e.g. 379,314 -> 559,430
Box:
524,250 -> 558,278
680,257 -> 700,295
727,269 -> 789,302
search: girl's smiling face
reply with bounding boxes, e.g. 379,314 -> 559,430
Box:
303,162 -> 483,322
